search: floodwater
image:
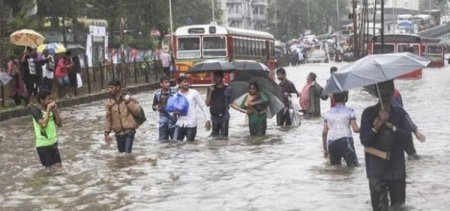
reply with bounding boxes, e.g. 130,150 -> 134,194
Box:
0,63 -> 449,211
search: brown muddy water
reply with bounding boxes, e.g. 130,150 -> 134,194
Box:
0,63 -> 449,210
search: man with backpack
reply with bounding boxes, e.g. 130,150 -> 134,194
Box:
42,49 -> 55,91
104,79 -> 144,153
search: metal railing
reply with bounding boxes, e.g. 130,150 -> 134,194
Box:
1,60 -> 165,109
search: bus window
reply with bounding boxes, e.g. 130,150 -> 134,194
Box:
427,45 -> 443,54
373,44 -> 395,54
177,37 -> 201,58
203,36 -> 227,57
398,44 -> 420,55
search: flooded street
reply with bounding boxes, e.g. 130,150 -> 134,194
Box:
1,63 -> 449,210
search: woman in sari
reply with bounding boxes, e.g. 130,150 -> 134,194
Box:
232,82 -> 269,136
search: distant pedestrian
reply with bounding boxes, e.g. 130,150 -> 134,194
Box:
231,82 -> 269,136
360,80 -> 412,210
6,56 -> 27,106
276,68 -> 299,126
391,89 -> 425,160
152,76 -> 178,141
174,76 -> 211,142
21,47 -> 39,104
55,51 -> 73,98
30,89 -> 63,169
42,49 -> 55,91
104,79 -> 142,153
206,71 -> 231,137
300,72 -> 325,117
322,91 -> 359,167
160,50 -> 172,77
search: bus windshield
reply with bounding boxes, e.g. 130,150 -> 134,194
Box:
177,37 -> 201,58
203,36 -> 227,57
373,44 -> 395,54
398,44 -> 420,55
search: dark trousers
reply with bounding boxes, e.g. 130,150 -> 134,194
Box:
211,113 -> 229,137
25,75 -> 38,99
115,130 -> 135,153
159,123 -> 175,141
405,138 -> 417,155
328,137 -> 359,167
369,178 -> 406,211
174,126 -> 197,142
276,109 -> 291,126
42,77 -> 54,91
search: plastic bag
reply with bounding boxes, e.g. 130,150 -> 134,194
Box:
289,97 -> 301,126
76,73 -> 83,88
165,93 -> 189,116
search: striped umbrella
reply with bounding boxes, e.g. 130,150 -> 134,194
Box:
37,43 -> 67,54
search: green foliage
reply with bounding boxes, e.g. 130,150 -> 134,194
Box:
268,0 -> 349,40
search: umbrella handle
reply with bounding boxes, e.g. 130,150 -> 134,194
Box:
375,83 -> 385,111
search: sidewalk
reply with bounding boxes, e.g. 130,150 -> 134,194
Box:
0,82 -> 160,122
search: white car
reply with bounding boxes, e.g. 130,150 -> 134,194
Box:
308,49 -> 329,63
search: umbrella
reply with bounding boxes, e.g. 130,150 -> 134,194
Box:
231,60 -> 270,72
37,43 -> 66,54
323,52 -> 430,95
230,73 -> 284,119
188,60 -> 236,73
0,72 -> 13,86
10,29 -> 45,48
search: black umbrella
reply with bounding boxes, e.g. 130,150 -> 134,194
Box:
188,60 -> 236,73
230,72 -> 284,118
231,60 -> 270,72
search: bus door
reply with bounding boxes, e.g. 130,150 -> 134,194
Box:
425,43 -> 445,68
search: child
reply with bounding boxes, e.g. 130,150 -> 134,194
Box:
30,89 -> 63,168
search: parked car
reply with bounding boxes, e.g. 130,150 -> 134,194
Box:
308,48 -> 329,63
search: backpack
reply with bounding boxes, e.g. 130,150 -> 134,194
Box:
131,105 -> 147,126
109,95 -> 147,127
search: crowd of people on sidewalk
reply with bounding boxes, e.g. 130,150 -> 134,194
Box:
4,47 -> 82,107
28,66 -> 427,211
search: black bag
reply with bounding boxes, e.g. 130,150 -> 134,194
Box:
131,105 -> 146,126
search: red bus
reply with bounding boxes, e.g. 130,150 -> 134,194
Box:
422,38 -> 445,68
368,34 -> 424,78
173,24 -> 276,85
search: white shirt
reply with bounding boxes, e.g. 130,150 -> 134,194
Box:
160,52 -> 171,68
42,55 -> 54,79
324,104 -> 356,142
176,89 -> 210,127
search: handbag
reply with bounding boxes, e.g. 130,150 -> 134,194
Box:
76,73 -> 83,88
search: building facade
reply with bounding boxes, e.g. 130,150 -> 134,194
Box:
219,0 -> 269,31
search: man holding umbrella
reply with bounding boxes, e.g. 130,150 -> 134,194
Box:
360,80 -> 412,210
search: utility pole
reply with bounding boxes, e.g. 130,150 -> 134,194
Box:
307,0 -> 311,29
119,0 -> 125,84
352,0 -> 359,58
336,0 -> 340,29
275,0 -> 278,36
381,0 -> 384,53
212,0 -> 215,23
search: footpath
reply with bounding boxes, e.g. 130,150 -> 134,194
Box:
0,82 -> 160,122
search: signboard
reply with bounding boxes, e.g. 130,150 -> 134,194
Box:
89,26 -> 106,36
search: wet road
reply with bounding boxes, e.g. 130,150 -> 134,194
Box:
1,63 -> 449,210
